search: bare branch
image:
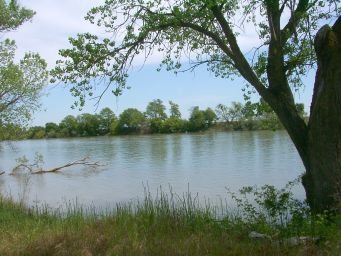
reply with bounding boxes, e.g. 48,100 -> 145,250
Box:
280,0 -> 291,14
280,0 -> 316,45
32,157 -> 103,174
209,4 -> 267,96
10,157 -> 103,175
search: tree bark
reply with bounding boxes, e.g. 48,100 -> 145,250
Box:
302,17 -> 341,212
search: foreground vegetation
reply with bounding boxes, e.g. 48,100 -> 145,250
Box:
1,183 -> 340,255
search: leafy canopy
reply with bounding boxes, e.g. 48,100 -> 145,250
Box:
118,108 -> 145,129
0,39 -> 48,126
0,0 -> 35,32
0,0 -> 48,129
145,99 -> 167,120
53,0 -> 340,109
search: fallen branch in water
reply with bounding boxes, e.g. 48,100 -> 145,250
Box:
11,164 -> 35,174
11,157 -> 103,175
32,157 -> 102,174
0,171 -> 5,176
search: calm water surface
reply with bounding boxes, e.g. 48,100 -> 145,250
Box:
0,131 -> 305,208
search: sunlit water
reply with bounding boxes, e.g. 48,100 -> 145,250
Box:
0,131 -> 305,209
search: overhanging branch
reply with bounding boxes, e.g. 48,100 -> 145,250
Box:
209,4 -> 267,96
280,0 -> 314,45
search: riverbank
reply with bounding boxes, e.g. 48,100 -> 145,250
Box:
1,190 -> 340,255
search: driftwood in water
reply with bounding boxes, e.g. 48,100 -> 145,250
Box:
0,171 -> 5,176
32,158 -> 102,174
11,157 -> 102,175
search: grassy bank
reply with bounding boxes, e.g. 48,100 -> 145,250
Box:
0,189 -> 340,256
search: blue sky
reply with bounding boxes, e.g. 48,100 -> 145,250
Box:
7,0 -> 315,126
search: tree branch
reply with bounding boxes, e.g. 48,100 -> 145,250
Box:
176,21 -> 234,57
280,0 -> 314,45
279,0 -> 291,14
32,157 -> 102,174
10,157 -> 103,175
136,5 -> 235,62
209,4 -> 267,96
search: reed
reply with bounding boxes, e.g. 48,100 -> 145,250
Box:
0,186 -> 340,256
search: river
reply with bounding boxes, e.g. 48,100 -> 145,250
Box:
0,131 -> 305,209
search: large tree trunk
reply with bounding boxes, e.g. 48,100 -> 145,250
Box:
302,17 -> 341,212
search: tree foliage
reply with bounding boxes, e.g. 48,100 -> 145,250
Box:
188,106 -> 216,131
117,108 -> 145,134
77,113 -> 101,136
53,0 -> 339,107
0,0 -> 35,32
169,100 -> 182,119
59,115 -> 79,137
145,99 -> 167,120
0,1 -> 47,129
8,99 -> 305,140
204,107 -> 217,126
0,39 -> 48,125
99,107 -> 117,135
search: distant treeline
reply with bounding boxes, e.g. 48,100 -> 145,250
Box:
0,99 -> 306,140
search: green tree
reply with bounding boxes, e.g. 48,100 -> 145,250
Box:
59,115 -> 79,137
0,0 -> 35,32
204,107 -> 217,127
145,99 -> 167,133
0,1 -> 47,130
255,98 -> 282,130
77,113 -> 101,136
255,98 -> 274,117
28,126 -> 45,139
53,1 -> 341,212
117,108 -> 145,134
240,101 -> 257,130
169,101 -> 181,119
162,100 -> 185,133
98,107 -> 116,135
0,123 -> 25,140
228,102 -> 244,127
0,40 -> 48,126
145,99 -> 167,120
215,103 -> 230,124
162,117 -> 186,133
189,106 -> 206,132
45,122 -> 59,138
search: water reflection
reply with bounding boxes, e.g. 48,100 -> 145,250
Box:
149,136 -> 168,167
170,134 -> 183,163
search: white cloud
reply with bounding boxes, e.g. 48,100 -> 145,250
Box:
6,0 -> 103,67
5,0 -> 265,69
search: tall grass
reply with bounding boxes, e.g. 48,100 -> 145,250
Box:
0,184 -> 340,255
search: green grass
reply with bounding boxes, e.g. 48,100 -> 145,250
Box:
0,190 -> 340,256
